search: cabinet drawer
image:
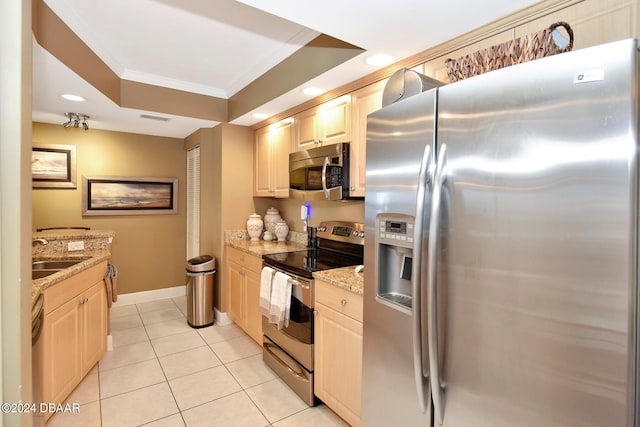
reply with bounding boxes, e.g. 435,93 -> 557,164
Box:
316,279 -> 363,322
44,261 -> 108,312
226,246 -> 262,272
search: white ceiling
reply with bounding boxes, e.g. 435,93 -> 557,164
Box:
32,0 -> 540,138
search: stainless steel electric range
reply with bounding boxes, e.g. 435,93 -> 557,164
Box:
261,220 -> 364,406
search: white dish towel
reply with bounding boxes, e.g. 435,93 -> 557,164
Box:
259,266 -> 275,317
269,271 -> 292,330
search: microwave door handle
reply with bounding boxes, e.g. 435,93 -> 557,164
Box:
322,156 -> 330,199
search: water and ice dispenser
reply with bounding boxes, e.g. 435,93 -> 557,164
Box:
375,214 -> 414,313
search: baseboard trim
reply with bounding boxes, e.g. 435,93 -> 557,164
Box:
112,285 -> 186,307
110,285 -> 233,326
215,308 -> 233,326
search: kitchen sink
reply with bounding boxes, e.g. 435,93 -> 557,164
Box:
32,270 -> 59,279
32,258 -> 88,280
32,259 -> 85,270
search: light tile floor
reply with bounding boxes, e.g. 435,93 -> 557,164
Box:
45,296 -> 348,427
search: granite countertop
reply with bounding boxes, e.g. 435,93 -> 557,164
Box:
227,238 -> 309,257
226,230 -> 363,296
31,229 -> 114,307
31,252 -> 111,306
313,266 -> 364,295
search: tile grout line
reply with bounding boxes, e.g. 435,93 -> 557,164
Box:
98,297 -> 323,426
140,299 -> 183,426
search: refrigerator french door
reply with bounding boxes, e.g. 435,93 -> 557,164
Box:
362,38 -> 639,427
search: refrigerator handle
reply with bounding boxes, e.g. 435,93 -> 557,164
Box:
428,143 -> 447,425
412,144 -> 431,413
322,156 -> 330,199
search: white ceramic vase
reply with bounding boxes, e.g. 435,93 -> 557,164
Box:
264,207 -> 282,235
274,220 -> 289,241
246,213 -> 263,241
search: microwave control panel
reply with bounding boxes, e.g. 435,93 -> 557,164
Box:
326,165 -> 342,187
376,214 -> 414,249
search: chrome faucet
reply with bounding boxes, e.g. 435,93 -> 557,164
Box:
32,238 -> 48,247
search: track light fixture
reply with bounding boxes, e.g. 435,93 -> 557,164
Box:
63,112 -> 90,130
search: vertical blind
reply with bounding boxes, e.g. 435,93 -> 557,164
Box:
186,146 -> 200,259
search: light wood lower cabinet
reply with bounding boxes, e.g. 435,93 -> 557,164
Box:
314,279 -> 363,427
36,261 -> 108,422
225,246 -> 263,344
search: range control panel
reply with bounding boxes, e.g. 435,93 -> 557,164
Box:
317,220 -> 365,244
376,214 -> 414,249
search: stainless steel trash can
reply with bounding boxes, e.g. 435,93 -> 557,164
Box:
186,255 -> 215,328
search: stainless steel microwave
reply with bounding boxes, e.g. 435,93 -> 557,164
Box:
289,142 -> 357,201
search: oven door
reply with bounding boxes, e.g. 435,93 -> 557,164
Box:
261,265 -> 314,370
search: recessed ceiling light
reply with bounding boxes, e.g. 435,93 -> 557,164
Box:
252,113 -> 269,119
61,94 -> 86,102
302,87 -> 323,96
365,54 -> 395,67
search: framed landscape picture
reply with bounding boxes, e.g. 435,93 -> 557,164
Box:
82,176 -> 178,216
32,144 -> 77,188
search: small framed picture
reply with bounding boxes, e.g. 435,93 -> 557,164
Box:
32,144 -> 77,189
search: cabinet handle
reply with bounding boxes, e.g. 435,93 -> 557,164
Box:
79,297 -> 88,305
341,299 -> 347,306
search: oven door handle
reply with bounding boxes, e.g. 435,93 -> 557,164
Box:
264,342 -> 309,381
288,278 -> 310,290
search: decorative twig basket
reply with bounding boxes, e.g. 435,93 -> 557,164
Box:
444,22 -> 574,82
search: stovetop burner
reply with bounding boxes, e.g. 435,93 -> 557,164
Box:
262,220 -> 364,279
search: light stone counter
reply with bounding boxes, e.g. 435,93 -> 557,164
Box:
313,266 -> 364,295
31,230 -> 114,306
225,229 -> 308,257
226,229 -> 363,295
226,239 -> 309,257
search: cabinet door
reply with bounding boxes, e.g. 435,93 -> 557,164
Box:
294,108 -> 320,151
315,303 -> 363,426
244,267 -> 263,344
270,121 -> 293,198
227,260 -> 244,325
350,81 -> 385,197
43,296 -> 82,408
81,280 -> 107,375
319,95 -> 351,146
254,127 -> 272,197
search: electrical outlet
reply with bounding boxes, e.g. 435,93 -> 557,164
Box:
67,241 -> 85,251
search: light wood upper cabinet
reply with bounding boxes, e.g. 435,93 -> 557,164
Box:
319,95 -> 351,146
254,120 -> 292,198
314,279 -> 363,427
225,246 -> 263,344
292,95 -> 352,151
350,80 -> 386,197
294,108 -> 320,151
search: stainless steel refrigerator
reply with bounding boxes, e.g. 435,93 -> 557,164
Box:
362,38 -> 640,427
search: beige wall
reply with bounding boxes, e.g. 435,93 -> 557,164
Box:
32,122 -> 188,295
254,198 -> 364,233
185,123 -> 254,312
